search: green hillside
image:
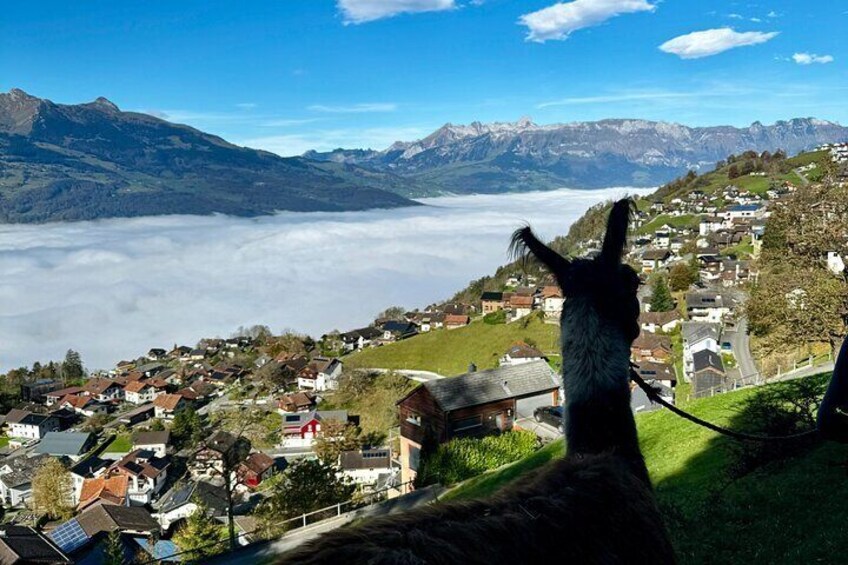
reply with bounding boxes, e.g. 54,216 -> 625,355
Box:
442,373 -> 848,564
345,313 -> 559,376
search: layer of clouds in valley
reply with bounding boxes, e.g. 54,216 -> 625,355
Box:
0,188 -> 650,371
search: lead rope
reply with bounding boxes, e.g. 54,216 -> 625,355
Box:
629,368 -> 818,442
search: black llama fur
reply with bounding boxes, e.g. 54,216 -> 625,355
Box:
279,198 -> 676,564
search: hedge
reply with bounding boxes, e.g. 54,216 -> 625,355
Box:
417,430 -> 539,486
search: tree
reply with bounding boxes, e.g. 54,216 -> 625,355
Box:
669,262 -> 698,292
649,275 -> 674,312
149,418 -> 166,431
31,457 -> 73,520
172,502 -> 225,561
257,459 -> 355,537
728,164 -> 740,179
62,349 -> 85,385
376,306 -> 406,321
313,419 -> 362,463
103,530 -> 125,565
171,407 -> 203,449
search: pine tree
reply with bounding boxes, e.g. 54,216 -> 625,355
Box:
649,275 -> 674,313
62,349 -> 85,385
103,530 -> 125,565
172,502 -> 224,560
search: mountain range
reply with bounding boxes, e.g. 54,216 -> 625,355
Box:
0,89 -> 419,223
2,88 -> 848,224
305,117 -> 848,193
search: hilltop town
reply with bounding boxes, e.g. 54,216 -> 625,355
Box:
0,145 -> 846,562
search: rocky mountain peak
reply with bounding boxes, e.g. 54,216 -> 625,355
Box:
90,96 -> 120,112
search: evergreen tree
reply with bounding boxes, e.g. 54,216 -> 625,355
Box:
171,407 -> 203,449
103,530 -> 125,565
172,502 -> 224,561
62,349 -> 85,385
649,275 -> 675,312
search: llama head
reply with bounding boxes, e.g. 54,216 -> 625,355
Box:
511,198 -> 640,404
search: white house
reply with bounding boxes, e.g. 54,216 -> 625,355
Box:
541,286 -> 564,318
82,379 -> 125,403
827,252 -> 846,276
0,454 -> 52,507
154,481 -> 228,531
296,357 -> 343,392
338,449 -> 395,488
152,394 -> 186,420
110,450 -> 170,505
124,381 -> 163,405
682,323 -> 721,380
500,343 -> 546,367
685,291 -> 730,323
4,410 -> 60,440
133,431 -> 170,458
725,204 -> 762,221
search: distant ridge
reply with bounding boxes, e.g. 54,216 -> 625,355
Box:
304,116 -> 848,193
0,89 -> 420,223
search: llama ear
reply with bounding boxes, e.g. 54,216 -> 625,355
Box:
600,198 -> 635,266
509,226 -> 570,280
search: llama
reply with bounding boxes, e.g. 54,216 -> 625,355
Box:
279,198 -> 676,564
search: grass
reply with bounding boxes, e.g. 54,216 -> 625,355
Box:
0,436 -> 9,449
440,373 -> 848,564
345,313 -> 560,376
637,214 -> 699,235
103,433 -> 132,453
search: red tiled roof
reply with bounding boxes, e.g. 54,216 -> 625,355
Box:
153,394 -> 183,411
77,475 -> 128,510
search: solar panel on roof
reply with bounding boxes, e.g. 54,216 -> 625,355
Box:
49,518 -> 90,554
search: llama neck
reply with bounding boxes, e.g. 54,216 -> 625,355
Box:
560,298 -> 645,473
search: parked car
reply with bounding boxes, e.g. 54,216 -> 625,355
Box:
533,405 -> 564,430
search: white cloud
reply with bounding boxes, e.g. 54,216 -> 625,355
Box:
308,103 -> 398,113
235,102 -> 257,109
241,126 -> 429,156
0,188 -> 651,371
728,13 -> 744,19
518,0 -> 656,43
659,28 -> 779,59
792,52 -> 834,65
767,11 -> 780,18
538,90 -> 702,108
338,0 -> 455,24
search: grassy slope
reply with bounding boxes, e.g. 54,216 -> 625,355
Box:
103,433 -> 132,453
345,313 -> 560,376
441,375 -> 848,564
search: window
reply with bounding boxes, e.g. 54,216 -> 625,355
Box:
451,415 -> 482,433
405,411 -> 421,426
285,415 -> 300,423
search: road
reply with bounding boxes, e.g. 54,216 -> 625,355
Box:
359,368 -> 445,382
515,417 -> 561,442
724,317 -> 759,381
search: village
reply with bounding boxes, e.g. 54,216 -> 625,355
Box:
0,149 -> 845,563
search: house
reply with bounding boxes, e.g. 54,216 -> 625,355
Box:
654,230 -> 670,248
124,381 -> 164,405
500,342 -> 546,366
110,450 -> 170,505
153,480 -> 229,531
444,314 -> 470,329
725,204 -> 762,221
379,321 -> 418,342
691,350 -> 727,398
632,361 -> 677,389
191,430 -> 250,478
152,394 -> 186,420
641,249 -> 671,273
70,456 -> 111,505
340,328 -> 382,352
686,291 -> 730,323
45,387 -> 85,406
66,504 -> 158,552
397,360 -> 559,484
77,474 -> 129,511
238,452 -> 276,488
0,525 -> 71,564
699,216 -> 724,236
0,454 -> 53,507
278,391 -> 317,414
33,432 -> 95,462
639,310 -> 682,333
296,357 -> 343,392
4,409 -> 60,440
132,431 -> 170,458
280,410 -> 350,449
147,348 -> 167,361
541,286 -> 564,318
20,379 -> 64,404
117,404 -> 155,426
631,332 -> 673,363
481,291 -> 505,314
339,449 -> 394,488
682,323 -> 722,380
508,294 -> 534,319
82,379 -> 125,403
53,394 -> 104,418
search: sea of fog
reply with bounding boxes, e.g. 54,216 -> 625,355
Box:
0,187 -> 653,371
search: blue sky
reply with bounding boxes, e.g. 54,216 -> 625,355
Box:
2,0 -> 846,155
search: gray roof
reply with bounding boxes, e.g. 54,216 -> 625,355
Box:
685,291 -> 725,309
693,350 -> 725,373
156,480 -> 228,515
420,360 -> 559,411
340,449 -> 392,471
0,525 -> 71,563
34,432 -> 93,457
76,504 -> 159,537
682,322 -> 721,345
0,454 -> 54,489
133,430 -> 170,447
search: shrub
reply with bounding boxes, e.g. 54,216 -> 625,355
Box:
417,430 -> 539,486
483,310 -> 507,325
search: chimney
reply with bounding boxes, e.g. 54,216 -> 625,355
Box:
468,362 -> 477,373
